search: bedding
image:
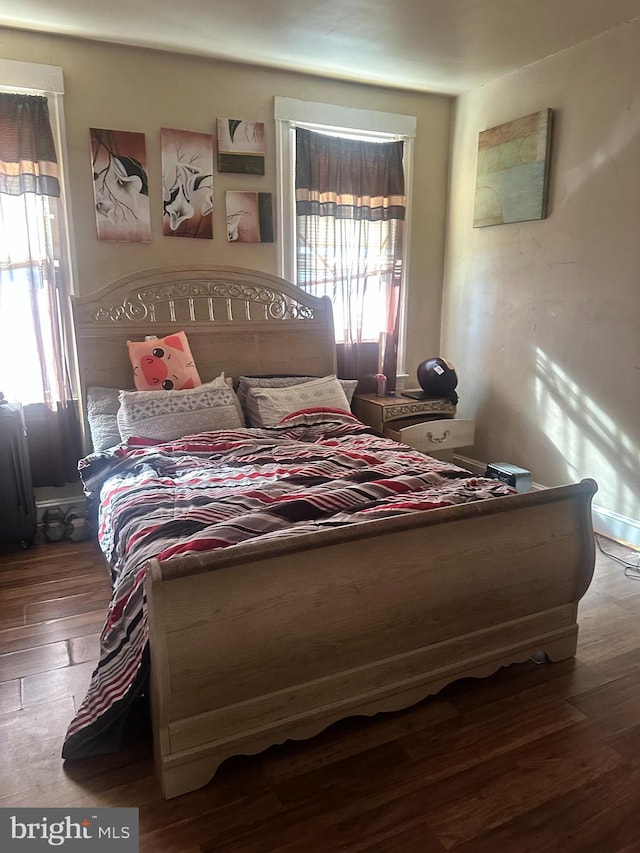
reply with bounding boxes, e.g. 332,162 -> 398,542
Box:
236,374 -> 358,413
87,375 -> 244,451
245,374 -> 351,426
86,387 -> 122,452
116,375 -> 243,442
62,409 -> 513,760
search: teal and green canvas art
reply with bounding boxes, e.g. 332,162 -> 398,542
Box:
473,108 -> 553,227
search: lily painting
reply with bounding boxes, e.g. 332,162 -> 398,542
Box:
225,191 -> 273,243
217,119 -> 265,175
161,128 -> 213,239
90,128 -> 151,242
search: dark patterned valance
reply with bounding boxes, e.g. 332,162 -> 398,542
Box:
0,93 -> 60,197
295,127 -> 405,221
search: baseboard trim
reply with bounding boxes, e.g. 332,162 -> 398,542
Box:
592,504 -> 640,549
454,454 -> 639,549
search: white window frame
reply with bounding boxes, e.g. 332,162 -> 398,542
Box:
274,97 -> 416,375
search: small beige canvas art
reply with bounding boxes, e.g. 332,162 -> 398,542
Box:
217,119 -> 265,174
473,108 -> 553,228
225,191 -> 273,243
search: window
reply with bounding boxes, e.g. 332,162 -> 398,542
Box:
0,60 -> 81,485
275,97 -> 415,379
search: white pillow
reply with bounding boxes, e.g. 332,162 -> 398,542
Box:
246,375 -> 350,427
117,375 -> 243,442
236,375 -> 358,413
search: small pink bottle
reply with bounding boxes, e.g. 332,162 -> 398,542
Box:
375,373 -> 387,397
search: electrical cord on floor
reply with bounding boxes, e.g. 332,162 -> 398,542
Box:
595,533 -> 640,580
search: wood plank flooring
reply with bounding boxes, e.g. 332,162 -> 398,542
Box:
1,534 -> 640,851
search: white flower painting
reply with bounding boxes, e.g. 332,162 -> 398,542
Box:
90,128 -> 151,242
161,128 -> 214,239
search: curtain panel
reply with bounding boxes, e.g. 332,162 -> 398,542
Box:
295,127 -> 405,221
0,94 -> 60,197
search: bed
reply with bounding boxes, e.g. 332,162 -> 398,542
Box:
67,264 -> 597,799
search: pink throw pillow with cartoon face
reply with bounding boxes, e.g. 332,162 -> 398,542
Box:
127,331 -> 202,391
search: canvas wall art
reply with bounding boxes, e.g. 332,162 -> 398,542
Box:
473,108 -> 553,228
90,128 -> 151,242
161,128 -> 213,239
217,119 -> 265,174
225,191 -> 273,243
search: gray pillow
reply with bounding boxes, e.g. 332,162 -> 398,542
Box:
237,375 -> 358,415
117,378 -> 243,442
86,387 -> 121,452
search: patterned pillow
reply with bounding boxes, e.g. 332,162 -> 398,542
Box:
237,375 -> 358,414
127,330 -> 202,391
86,387 -> 122,452
245,375 -> 351,427
117,376 -> 243,442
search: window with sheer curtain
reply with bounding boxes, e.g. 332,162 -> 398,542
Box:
0,88 -> 81,486
275,98 -> 415,392
295,127 -> 406,387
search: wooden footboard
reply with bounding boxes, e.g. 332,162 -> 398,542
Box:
145,478 -> 597,799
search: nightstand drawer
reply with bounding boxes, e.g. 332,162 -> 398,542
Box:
352,394 -> 456,433
385,418 -> 475,453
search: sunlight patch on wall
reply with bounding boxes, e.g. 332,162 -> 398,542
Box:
535,347 -> 639,520
562,96 -> 640,206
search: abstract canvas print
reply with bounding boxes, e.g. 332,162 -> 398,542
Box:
161,128 -> 213,239
90,128 -> 151,242
473,108 -> 553,227
225,191 -> 273,243
217,119 -> 265,174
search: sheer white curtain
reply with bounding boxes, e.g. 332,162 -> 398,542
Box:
0,192 -> 68,405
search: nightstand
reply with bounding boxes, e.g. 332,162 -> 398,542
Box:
352,393 -> 475,460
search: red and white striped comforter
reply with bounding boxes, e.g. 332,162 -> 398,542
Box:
62,409 -> 512,758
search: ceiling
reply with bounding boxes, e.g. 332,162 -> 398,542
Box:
2,0 -> 640,95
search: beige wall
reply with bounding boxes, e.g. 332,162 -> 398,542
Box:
0,28 -> 452,379
444,21 -> 640,529
11,25 -> 635,528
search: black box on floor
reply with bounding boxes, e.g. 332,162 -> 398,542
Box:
485,462 -> 532,493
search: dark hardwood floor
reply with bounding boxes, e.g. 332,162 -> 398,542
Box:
1,532 -> 640,852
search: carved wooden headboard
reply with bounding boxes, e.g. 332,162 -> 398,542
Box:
71,265 -> 336,448
72,265 -> 336,394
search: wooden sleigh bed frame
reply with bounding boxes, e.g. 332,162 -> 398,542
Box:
72,265 -> 597,799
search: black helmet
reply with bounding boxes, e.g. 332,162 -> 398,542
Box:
417,357 -> 458,404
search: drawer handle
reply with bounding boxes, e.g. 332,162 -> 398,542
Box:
425,429 -> 450,444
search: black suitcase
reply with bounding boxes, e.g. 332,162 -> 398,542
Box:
0,401 -> 37,548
